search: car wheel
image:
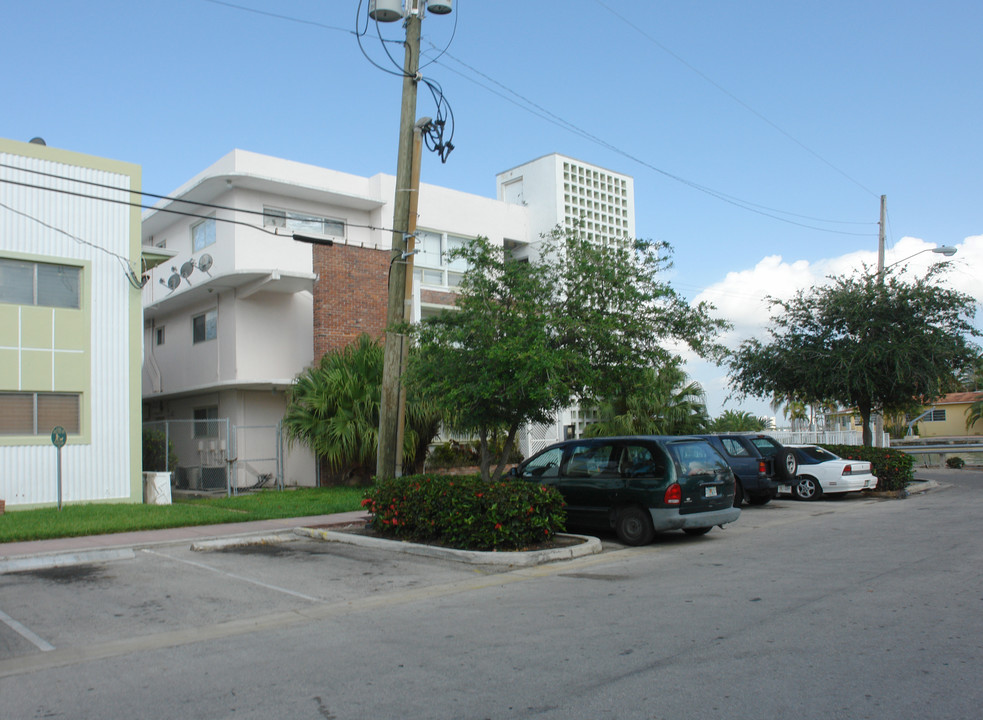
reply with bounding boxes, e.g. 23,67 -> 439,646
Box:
792,476 -> 823,501
747,493 -> 772,506
683,527 -> 712,536
614,507 -> 656,546
775,449 -> 798,481
733,481 -> 745,507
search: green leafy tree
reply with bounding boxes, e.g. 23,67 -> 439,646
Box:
728,264 -> 980,446
583,362 -> 710,437
283,334 -> 440,483
708,409 -> 769,432
406,229 -> 728,481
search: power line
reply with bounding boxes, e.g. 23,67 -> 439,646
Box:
0,199 -> 146,289
590,0 -> 880,200
198,0 -> 874,235
428,46 -> 876,237
0,163 -> 406,236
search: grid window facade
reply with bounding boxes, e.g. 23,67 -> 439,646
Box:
561,161 -> 630,249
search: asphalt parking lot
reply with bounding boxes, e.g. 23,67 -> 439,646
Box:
0,489 -> 888,669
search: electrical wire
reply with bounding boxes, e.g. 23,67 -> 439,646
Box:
590,0 -> 880,200
0,199 -> 146,289
0,164 -> 408,236
354,0 -> 411,78
352,1 -> 457,162
427,47 -> 875,236
197,0 -> 874,234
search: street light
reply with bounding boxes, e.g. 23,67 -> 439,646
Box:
884,245 -> 957,270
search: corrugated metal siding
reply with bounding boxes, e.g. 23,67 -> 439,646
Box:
1,151 -> 136,506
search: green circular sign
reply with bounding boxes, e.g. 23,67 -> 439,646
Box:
51,426 -> 67,448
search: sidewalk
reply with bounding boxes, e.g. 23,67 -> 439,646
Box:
0,510 -> 371,573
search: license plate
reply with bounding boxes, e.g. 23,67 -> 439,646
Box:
779,484 -> 791,493
705,486 -> 718,498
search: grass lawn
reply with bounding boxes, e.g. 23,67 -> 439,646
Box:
0,487 -> 366,544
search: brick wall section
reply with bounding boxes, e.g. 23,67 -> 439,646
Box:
312,243 -> 389,362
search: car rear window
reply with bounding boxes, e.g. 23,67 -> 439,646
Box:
749,437 -> 781,456
667,440 -> 729,477
797,446 -> 838,462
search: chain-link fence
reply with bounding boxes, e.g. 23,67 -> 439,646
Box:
143,418 -> 285,495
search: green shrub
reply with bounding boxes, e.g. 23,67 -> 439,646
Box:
945,456 -> 965,469
361,474 -> 565,551
820,444 -> 914,492
426,439 -> 523,469
142,429 -> 179,472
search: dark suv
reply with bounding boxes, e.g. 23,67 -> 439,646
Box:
510,435 -> 741,546
694,434 -> 798,507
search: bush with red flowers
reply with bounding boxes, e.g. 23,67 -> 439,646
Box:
361,474 -> 565,551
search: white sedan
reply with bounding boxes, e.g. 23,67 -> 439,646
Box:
779,445 -> 878,500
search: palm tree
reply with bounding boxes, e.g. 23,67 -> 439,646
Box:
583,363 -> 710,437
771,394 -> 809,431
709,410 -> 769,432
966,399 -> 983,432
283,334 -> 440,483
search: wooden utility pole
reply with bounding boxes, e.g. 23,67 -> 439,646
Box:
377,4 -> 423,480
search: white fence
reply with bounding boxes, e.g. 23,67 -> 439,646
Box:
767,430 -> 890,447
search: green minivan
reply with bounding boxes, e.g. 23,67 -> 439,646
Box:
511,435 -> 741,545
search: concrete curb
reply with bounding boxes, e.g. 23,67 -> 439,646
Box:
190,532 -> 299,552
295,527 -> 603,567
0,548 -> 136,575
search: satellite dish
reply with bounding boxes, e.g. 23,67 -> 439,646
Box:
198,254 -> 213,274
180,261 -> 195,279
166,274 -> 181,290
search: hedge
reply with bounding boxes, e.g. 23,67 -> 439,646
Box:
361,474 -> 565,551
819,444 -> 914,492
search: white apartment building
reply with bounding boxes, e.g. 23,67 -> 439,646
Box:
141,150 -> 634,488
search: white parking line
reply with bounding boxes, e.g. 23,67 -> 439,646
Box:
141,549 -> 324,603
0,608 -> 55,652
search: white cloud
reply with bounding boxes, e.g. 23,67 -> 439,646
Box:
681,235 -> 983,420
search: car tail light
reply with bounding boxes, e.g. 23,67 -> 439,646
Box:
758,460 -> 767,475
664,483 -> 681,505
842,465 -> 852,475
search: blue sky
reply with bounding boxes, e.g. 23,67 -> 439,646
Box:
3,0 -> 981,420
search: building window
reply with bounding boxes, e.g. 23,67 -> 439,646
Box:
923,409 -> 946,422
0,392 -> 81,435
192,309 -> 217,343
193,406 -> 219,438
155,326 -> 165,345
413,230 -> 471,288
0,258 -> 81,309
192,218 -> 216,252
263,207 -> 345,238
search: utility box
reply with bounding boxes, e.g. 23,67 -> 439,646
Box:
143,472 -> 173,505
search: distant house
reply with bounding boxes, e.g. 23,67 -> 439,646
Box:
826,391 -> 983,440
910,392 -> 983,438
0,137 -> 147,508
